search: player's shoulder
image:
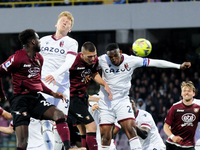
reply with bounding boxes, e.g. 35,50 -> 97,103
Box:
193,98 -> 200,105
172,100 -> 182,106
14,49 -> 27,59
138,109 -> 151,117
123,54 -> 143,62
40,35 -> 51,41
98,54 -> 106,60
63,36 -> 78,44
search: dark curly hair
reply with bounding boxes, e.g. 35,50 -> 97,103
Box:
18,29 -> 36,45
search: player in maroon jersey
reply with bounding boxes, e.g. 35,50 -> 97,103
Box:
164,81 -> 200,150
69,41 -> 112,150
0,29 -> 71,150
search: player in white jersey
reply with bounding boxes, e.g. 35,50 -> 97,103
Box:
40,11 -> 78,150
130,97 -> 166,150
0,118 -> 46,150
88,94 -> 120,150
98,43 -> 191,150
190,98 -> 200,149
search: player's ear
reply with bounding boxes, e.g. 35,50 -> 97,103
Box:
31,39 -> 35,45
68,29 -> 72,33
120,50 -> 122,55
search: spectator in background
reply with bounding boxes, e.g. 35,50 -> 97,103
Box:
137,98 -> 146,111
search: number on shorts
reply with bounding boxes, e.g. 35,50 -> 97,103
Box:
65,99 -> 69,108
40,100 -> 52,106
127,106 -> 132,113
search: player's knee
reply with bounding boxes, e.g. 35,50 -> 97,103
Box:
53,109 -> 65,120
42,120 -> 53,132
17,138 -> 28,148
101,131 -> 112,145
85,121 -> 97,132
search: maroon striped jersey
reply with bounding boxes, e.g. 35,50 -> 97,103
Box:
165,100 -> 200,147
70,53 -> 99,98
0,49 -> 52,97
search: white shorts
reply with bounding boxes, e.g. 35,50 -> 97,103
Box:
27,143 -> 46,150
195,139 -> 200,149
41,80 -> 70,115
98,98 -> 135,125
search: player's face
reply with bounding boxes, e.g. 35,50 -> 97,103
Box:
107,49 -> 122,66
34,33 -> 41,52
181,86 -> 195,102
56,16 -> 72,35
81,49 -> 97,65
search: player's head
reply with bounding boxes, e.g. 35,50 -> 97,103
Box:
81,41 -> 97,65
130,97 -> 137,115
56,11 -> 74,34
181,81 -> 195,102
106,43 -> 122,66
18,29 -> 40,52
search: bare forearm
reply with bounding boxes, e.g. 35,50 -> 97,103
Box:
0,126 -> 14,134
2,110 -> 12,120
136,126 -> 149,139
163,123 -> 173,137
93,73 -> 106,86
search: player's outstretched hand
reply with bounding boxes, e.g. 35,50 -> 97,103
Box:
172,135 -> 183,143
51,92 -> 67,102
180,62 -> 191,69
104,84 -> 113,100
92,103 -> 99,113
44,75 -> 56,85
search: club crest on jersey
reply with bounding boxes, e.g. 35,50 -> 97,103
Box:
22,111 -> 28,116
124,63 -> 130,70
194,108 -> 199,113
181,113 -> 196,127
86,115 -> 90,120
60,41 -> 64,47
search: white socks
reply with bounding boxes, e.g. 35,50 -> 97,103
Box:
42,120 -> 54,150
53,124 -> 63,150
129,136 -> 142,150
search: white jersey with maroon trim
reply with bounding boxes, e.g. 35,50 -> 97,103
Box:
98,54 -> 149,108
40,35 -> 78,86
136,109 -> 166,150
193,99 -> 200,148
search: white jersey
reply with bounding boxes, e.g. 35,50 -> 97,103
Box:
98,54 -> 146,108
98,54 -> 180,109
193,99 -> 200,148
40,35 -> 78,86
11,118 -> 46,150
135,109 -> 166,150
88,100 -> 118,150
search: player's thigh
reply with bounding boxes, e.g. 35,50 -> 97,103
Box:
69,96 -> 94,125
114,100 -> 135,122
9,94 -> 32,128
98,106 -> 116,125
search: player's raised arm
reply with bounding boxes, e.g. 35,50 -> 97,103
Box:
147,58 -> 191,69
180,62 -> 191,69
